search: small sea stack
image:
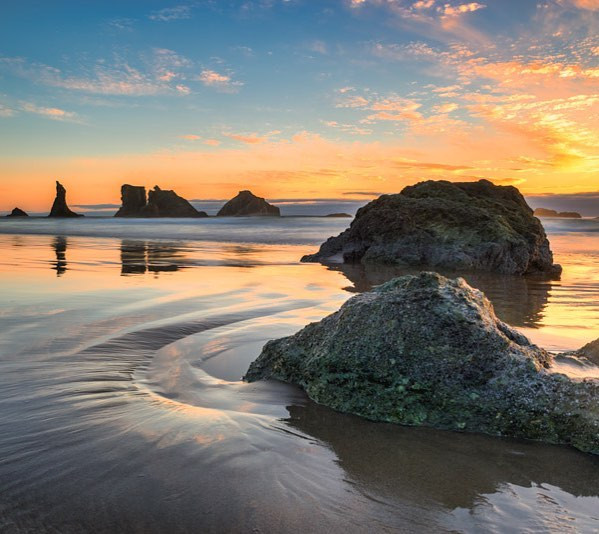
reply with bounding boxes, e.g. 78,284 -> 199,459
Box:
217,190 -> 280,217
48,181 -> 83,218
114,184 -> 207,218
534,208 -> 582,218
325,213 -> 352,218
6,207 -> 28,217
302,179 -> 561,276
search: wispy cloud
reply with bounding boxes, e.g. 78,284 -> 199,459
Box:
149,5 -> 192,22
20,102 -> 79,121
198,69 -> 243,92
0,104 -> 16,117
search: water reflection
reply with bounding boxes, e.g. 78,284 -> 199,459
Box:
120,240 -> 187,276
52,236 -> 68,277
285,401 -> 599,511
332,263 -> 555,328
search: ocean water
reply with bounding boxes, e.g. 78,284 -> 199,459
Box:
0,216 -> 597,533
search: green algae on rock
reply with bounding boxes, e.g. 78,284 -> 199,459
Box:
245,272 -> 598,454
302,179 -> 561,276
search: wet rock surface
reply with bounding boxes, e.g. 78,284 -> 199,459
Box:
6,207 -> 28,217
217,190 -> 280,217
302,179 -> 561,276
48,181 -> 83,218
114,184 -> 207,218
246,272 -> 598,454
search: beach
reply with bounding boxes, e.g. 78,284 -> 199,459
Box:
0,216 -> 598,532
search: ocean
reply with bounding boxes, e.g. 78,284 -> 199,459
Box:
0,215 -> 597,532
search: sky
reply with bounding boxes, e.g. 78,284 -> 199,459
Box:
0,0 -> 598,213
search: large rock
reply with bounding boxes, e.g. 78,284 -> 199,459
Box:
245,272 -> 598,454
217,190 -> 280,217
6,207 -> 28,217
534,208 -> 582,218
114,184 -> 207,218
302,179 -> 561,276
115,185 -> 147,217
48,181 -> 83,218
576,339 -> 599,366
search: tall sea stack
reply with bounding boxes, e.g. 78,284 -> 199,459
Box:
48,181 -> 83,218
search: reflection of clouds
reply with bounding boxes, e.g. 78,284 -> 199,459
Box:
52,236 -> 67,277
285,401 -> 599,512
332,263 -> 555,328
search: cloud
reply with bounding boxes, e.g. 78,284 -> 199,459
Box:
0,104 -> 16,117
440,3 -> 486,17
149,5 -> 192,22
558,0 -> 599,10
20,102 -> 78,121
198,69 -> 243,92
180,134 -> 201,140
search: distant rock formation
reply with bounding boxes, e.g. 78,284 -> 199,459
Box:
48,181 -> 83,218
325,213 -> 352,218
246,272 -> 598,454
217,190 -> 280,217
114,184 -> 207,218
534,208 -> 582,218
302,179 -> 561,276
115,185 -> 147,217
6,207 -> 28,217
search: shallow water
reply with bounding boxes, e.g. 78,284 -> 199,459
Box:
0,217 -> 597,533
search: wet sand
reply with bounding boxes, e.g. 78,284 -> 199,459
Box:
0,219 -> 597,532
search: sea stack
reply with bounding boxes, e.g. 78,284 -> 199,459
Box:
534,208 -> 582,219
48,181 -> 83,218
245,272 -> 598,454
114,184 -> 207,218
302,179 -> 561,276
217,190 -> 280,217
6,207 -> 28,217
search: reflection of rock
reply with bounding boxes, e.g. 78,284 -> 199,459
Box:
114,184 -> 208,218
534,208 -> 582,218
332,263 -> 553,328
6,207 -> 28,217
217,190 -> 280,217
246,273 -> 598,454
285,401 -> 599,511
325,213 -> 352,218
49,181 -> 83,218
302,179 -> 561,276
120,240 -> 187,275
52,236 -> 68,276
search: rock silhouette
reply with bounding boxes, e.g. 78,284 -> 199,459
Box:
48,181 -> 83,218
534,208 -> 582,218
217,190 -> 280,217
302,179 -> 561,276
114,184 -> 207,218
325,213 -> 352,218
6,207 -> 28,217
246,272 -> 598,454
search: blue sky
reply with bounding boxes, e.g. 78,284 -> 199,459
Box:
0,1 -> 597,211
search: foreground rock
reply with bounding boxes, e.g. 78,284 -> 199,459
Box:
6,207 -> 28,217
48,181 -> 83,218
114,184 -> 207,218
302,179 -> 561,276
217,190 -> 280,216
576,339 -> 599,366
534,208 -> 582,218
245,272 -> 598,454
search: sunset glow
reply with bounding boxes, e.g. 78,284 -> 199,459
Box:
1,0 -> 598,212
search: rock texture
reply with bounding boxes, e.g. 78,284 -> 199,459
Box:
217,190 -> 280,217
48,181 -> 83,218
114,184 -> 207,218
534,208 -> 582,218
576,338 -> 599,366
302,179 -> 561,276
6,207 -> 28,217
245,272 -> 598,454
